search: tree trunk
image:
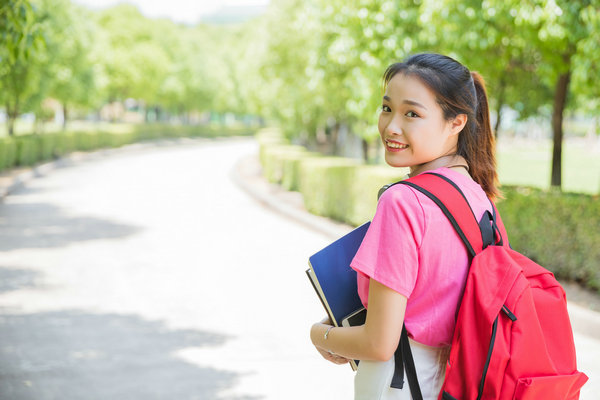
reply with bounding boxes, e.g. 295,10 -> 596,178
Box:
62,102 -> 68,131
550,71 -> 571,189
6,101 -> 18,137
7,115 -> 15,136
330,122 -> 340,155
362,138 -> 369,163
494,75 -> 506,138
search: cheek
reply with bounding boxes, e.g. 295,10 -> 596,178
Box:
377,115 -> 386,137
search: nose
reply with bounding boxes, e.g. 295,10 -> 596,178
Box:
383,114 -> 402,136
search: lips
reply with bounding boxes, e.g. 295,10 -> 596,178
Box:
384,139 -> 409,151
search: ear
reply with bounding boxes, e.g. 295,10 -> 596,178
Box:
449,114 -> 468,136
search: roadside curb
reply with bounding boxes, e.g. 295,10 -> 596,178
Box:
232,152 -> 600,341
231,154 -> 354,240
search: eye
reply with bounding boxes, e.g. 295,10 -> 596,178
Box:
405,111 -> 419,118
381,105 -> 391,112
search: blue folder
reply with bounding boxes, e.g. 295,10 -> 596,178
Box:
306,221 -> 370,326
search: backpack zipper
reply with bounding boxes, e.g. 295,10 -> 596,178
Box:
476,316 -> 498,400
502,305 -> 517,321
477,306 -> 517,400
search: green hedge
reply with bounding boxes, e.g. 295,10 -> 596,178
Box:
497,187 -> 600,291
257,131 -> 407,225
261,144 -> 315,186
0,124 -> 256,174
259,130 -> 600,293
0,138 -> 17,170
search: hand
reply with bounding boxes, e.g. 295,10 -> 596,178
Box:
315,346 -> 351,365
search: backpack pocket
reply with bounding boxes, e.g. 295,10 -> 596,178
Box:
513,371 -> 588,400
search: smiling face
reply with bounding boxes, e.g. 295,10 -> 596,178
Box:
378,73 -> 465,169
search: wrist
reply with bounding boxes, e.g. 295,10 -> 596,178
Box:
310,323 -> 330,347
324,325 -> 334,340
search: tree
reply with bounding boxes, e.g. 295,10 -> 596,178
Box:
517,0 -> 599,189
36,0 -> 99,129
423,0 -> 553,138
0,0 -> 45,135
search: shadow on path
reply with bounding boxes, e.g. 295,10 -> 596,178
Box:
0,267 -> 42,294
0,200 -> 140,252
0,310 -> 260,400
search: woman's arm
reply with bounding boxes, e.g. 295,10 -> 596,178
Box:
310,278 -> 407,362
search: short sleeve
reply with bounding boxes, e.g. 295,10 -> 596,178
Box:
350,184 -> 426,298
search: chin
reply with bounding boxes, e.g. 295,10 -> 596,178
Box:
384,154 -> 409,168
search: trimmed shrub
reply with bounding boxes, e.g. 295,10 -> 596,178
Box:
16,136 -> 39,166
281,150 -> 320,192
0,137 -> 17,171
261,144 -> 307,184
38,133 -> 59,161
346,165 -> 408,225
497,187 -> 600,291
256,129 -> 289,167
258,131 -> 407,225
298,157 -> 363,220
0,124 -> 258,175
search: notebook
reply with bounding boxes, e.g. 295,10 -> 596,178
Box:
306,221 -> 370,371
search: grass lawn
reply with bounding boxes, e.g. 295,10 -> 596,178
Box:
496,137 -> 600,195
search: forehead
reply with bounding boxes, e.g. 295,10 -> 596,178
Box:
384,73 -> 437,106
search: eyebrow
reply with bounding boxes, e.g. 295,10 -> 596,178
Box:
383,96 -> 428,110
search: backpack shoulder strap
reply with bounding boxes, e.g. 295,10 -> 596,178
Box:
396,172 -> 484,256
384,172 -> 508,255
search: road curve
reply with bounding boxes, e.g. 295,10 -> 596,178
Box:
0,137 -> 354,400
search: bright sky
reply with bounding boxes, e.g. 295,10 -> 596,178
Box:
72,0 -> 269,24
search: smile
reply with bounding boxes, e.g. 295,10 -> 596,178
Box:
385,139 -> 409,150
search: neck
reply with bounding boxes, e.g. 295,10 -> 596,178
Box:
409,154 -> 469,178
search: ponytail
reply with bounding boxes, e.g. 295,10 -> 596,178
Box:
456,72 -> 501,201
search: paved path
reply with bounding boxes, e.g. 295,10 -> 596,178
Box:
0,138 -> 353,399
0,137 -> 596,399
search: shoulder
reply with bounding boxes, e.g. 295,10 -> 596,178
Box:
404,167 -> 492,220
374,182 -> 427,239
378,181 -> 426,216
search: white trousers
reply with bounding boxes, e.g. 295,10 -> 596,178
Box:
354,339 -> 450,400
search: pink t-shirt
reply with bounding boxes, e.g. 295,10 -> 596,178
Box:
350,167 -> 492,347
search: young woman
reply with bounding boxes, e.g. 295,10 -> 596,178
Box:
310,53 -> 499,399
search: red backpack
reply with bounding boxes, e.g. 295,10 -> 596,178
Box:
390,172 -> 588,400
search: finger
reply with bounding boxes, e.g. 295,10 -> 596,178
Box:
331,355 -> 349,364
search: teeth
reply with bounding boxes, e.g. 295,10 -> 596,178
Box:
386,140 -> 408,149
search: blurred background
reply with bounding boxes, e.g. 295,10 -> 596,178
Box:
1,0 -> 599,398
1,0 -> 599,192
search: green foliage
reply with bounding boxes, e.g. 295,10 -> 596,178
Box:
281,151 -> 320,192
43,0 -> 100,115
497,186 -> 600,291
2,0 -> 600,184
0,0 -> 46,135
298,157 -> 363,221
0,138 -> 17,170
15,135 -> 37,166
260,144 -> 311,185
0,0 -> 44,64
